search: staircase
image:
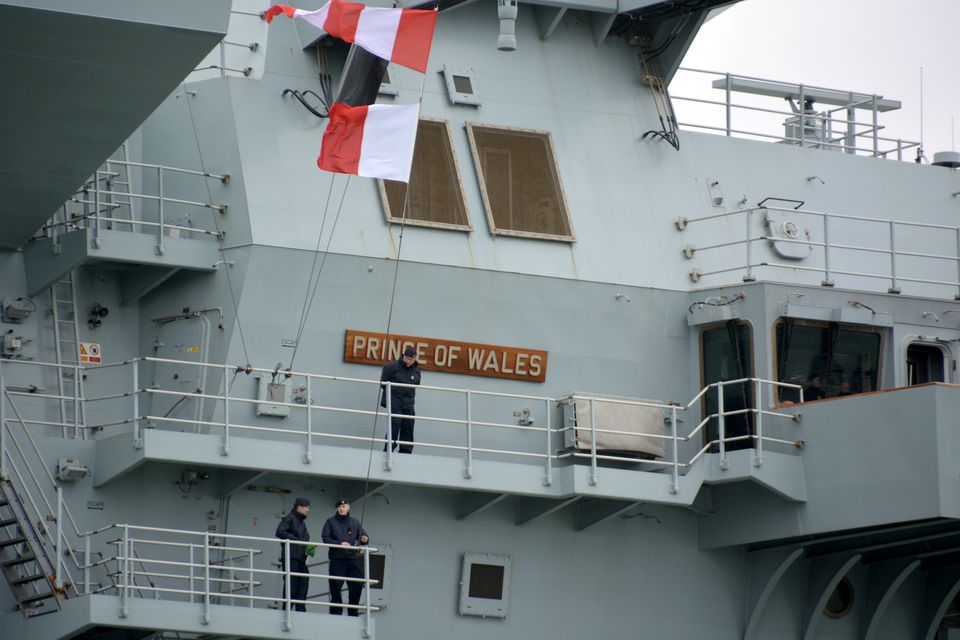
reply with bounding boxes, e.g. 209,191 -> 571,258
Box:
0,480 -> 63,617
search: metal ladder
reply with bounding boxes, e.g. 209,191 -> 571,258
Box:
49,273 -> 85,437
0,480 -> 63,617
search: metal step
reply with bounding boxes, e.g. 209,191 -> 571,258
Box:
0,518 -> 18,527
1,554 -> 36,566
0,536 -> 27,547
18,591 -> 56,605
9,573 -> 47,586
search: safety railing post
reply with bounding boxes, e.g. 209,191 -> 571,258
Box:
798,84 -> 806,146
132,362 -> 142,449
543,398 -> 553,486
717,383 -> 728,470
282,540 -> 292,631
888,221 -> 900,293
822,214 -> 834,286
0,376 -> 7,480
73,364 -> 81,439
897,138 -> 903,161
120,525 -> 129,617
384,385 -> 394,471
222,363 -> 230,456
93,171 -> 102,248
55,487 -> 63,589
248,549 -> 255,608
156,166 -> 165,256
588,396 -> 598,486
724,73 -> 732,136
753,379 -> 764,468
872,95 -> 879,156
955,228 -> 960,300
202,533 -> 211,625
669,405 -> 679,494
304,376 -> 313,463
744,208 -> 756,281
845,93 -> 856,154
189,544 -> 195,603
464,390 -> 473,479
362,546 -> 372,638
83,536 -> 91,594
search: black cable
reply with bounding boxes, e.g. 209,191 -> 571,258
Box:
282,89 -> 328,119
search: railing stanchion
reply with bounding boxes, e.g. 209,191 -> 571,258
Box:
202,533 -> 211,624
0,376 -> 7,480
754,379 -> 764,468
798,84 -> 806,147
872,94 -> 879,156
304,376 -> 314,463
222,364 -> 231,456
94,171 -> 102,248
189,544 -> 195,603
543,398 -> 553,486
822,214 -> 834,286
888,221 -> 900,293
248,548 -> 255,608
588,396 -> 599,485
120,525 -> 129,617
670,405 -> 679,494
744,208 -> 755,282
55,487 -> 63,588
724,73 -> 732,136
157,166 -> 165,256
362,547 -> 373,638
464,390 -> 473,479
956,228 -> 960,301
282,540 -> 292,631
83,535 -> 90,594
73,364 -> 80,439
384,384 -> 394,471
717,383 -> 728,470
132,362 -> 141,449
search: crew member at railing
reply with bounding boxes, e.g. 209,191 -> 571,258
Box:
276,497 -> 311,611
381,346 -> 421,453
321,498 -> 370,616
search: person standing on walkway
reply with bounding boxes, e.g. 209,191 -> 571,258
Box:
381,345 -> 421,453
321,498 -> 370,616
275,497 -> 311,611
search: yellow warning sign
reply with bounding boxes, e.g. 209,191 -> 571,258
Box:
79,342 -> 101,364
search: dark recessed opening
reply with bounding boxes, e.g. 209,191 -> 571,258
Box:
907,343 -> 945,385
468,563 -> 504,599
823,576 -> 854,619
453,75 -> 473,94
366,554 -> 386,590
381,69 -> 391,84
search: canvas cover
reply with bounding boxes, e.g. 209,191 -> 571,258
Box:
573,397 -> 665,458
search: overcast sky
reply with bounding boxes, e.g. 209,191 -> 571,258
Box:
672,0 -> 960,159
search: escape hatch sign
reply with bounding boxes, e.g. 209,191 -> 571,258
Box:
343,330 -> 548,383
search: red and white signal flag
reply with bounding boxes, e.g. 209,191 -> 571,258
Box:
265,1 -> 437,73
318,102 -> 420,182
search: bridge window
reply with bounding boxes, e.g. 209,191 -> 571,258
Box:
775,319 -> 881,402
700,321 -> 753,451
380,119 -> 471,230
906,343 -> 946,385
466,123 -> 574,241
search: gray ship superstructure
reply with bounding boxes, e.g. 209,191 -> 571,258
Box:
1,0 -> 959,639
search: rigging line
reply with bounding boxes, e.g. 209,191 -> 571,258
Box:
359,6 -> 438,530
288,173 -> 340,367
289,174 -> 353,370
181,87 -> 252,367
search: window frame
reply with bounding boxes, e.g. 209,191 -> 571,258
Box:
771,318 -> 885,401
458,552 -> 512,619
465,122 -> 576,243
377,117 -> 473,232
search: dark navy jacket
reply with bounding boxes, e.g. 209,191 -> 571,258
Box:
321,513 -> 369,560
380,359 -> 421,408
275,510 -> 310,562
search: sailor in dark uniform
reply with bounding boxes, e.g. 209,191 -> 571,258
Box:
380,345 -> 421,453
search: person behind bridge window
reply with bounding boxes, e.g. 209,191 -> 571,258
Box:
380,346 -> 421,454
321,498 -> 370,616
804,373 -> 825,401
275,497 -> 311,612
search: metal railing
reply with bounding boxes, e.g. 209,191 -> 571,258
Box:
2,357 -> 805,497
677,205 -> 960,297
40,158 -> 228,255
95,525 -> 378,635
670,68 -> 921,160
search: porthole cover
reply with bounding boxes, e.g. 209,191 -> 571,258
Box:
823,577 -> 854,619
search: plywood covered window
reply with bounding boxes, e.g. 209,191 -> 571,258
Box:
379,119 -> 470,230
466,123 -> 574,241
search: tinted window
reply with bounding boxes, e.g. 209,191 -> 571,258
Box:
468,563 -> 505,599
701,321 -> 753,450
776,320 -> 880,401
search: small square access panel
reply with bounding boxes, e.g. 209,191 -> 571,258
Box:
458,553 -> 511,618
442,66 -> 481,106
